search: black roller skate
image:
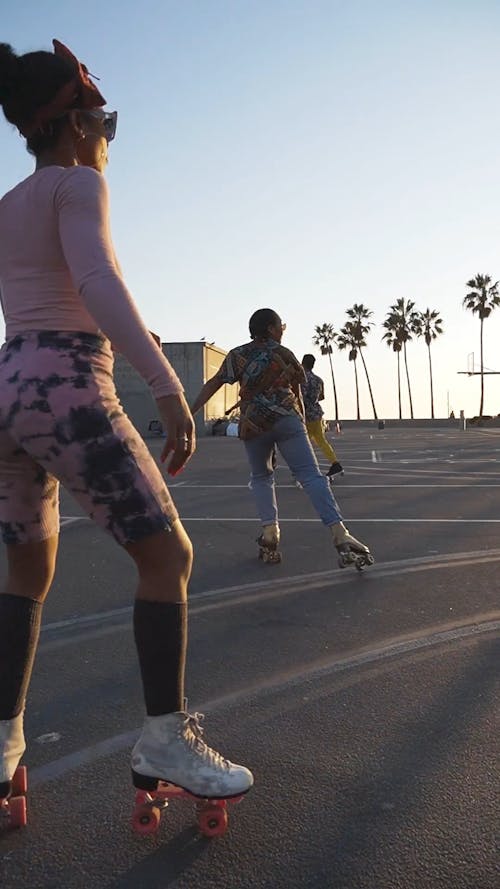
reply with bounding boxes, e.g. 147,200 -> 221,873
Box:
257,522 -> 282,564
331,522 -> 374,572
327,461 -> 344,482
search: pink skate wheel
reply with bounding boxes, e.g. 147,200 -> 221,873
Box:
8,796 -> 27,828
132,804 -> 161,835
12,767 -> 27,796
198,805 -> 228,837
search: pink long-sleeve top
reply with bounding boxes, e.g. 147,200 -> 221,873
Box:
0,165 -> 183,399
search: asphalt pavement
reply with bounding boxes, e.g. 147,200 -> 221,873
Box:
0,426 -> 498,889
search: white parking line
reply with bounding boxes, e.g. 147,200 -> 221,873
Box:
58,515 -> 500,526
181,517 -> 500,523
60,516 -> 84,528
167,483 -> 500,489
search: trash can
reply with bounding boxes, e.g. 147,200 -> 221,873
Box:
378,420 -> 385,430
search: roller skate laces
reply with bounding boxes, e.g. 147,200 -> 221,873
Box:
131,708 -> 253,799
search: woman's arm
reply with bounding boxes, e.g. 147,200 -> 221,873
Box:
292,380 -> 305,418
191,375 -> 224,415
55,166 -> 182,400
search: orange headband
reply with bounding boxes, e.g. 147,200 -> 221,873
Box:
19,39 -> 107,137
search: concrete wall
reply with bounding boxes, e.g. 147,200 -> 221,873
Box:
113,341 -> 237,436
203,344 -> 239,419
113,353 -> 158,435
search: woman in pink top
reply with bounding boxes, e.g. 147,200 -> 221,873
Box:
0,40 -> 253,810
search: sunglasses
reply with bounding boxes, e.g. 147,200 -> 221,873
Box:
84,109 -> 118,143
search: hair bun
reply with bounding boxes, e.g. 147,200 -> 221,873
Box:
0,43 -> 19,106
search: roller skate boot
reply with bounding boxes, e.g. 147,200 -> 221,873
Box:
130,707 -> 253,837
0,713 -> 28,830
331,522 -> 374,571
257,522 -> 282,564
327,461 -> 344,481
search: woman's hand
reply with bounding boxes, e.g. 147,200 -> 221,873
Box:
156,393 -> 196,476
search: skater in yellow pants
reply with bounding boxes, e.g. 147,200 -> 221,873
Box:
302,355 -> 343,478
306,419 -> 340,466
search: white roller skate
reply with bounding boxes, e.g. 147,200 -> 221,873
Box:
0,713 -> 28,830
331,522 -> 374,572
131,707 -> 254,799
256,522 -> 282,564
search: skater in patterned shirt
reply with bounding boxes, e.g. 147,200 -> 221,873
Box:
301,354 -> 344,479
0,39 -> 253,809
191,309 -> 373,567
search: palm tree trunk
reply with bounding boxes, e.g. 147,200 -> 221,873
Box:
479,318 -> 484,417
403,343 -> 414,419
353,359 -> 360,420
427,342 -> 434,419
397,352 -> 402,419
359,348 -> 378,420
327,350 -> 339,421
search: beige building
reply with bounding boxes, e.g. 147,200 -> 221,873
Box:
113,341 -> 238,436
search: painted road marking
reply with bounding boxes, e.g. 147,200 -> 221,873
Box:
181,517 -> 500,523
60,517 -> 84,528
58,514 -> 500,525
40,547 -> 500,646
31,616 -> 500,789
163,483 -> 500,489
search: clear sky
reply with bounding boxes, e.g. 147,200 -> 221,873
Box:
2,0 -> 500,419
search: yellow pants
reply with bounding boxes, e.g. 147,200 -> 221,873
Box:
306,420 -> 338,463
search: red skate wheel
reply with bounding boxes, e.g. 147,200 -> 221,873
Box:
12,767 -> 27,796
132,804 -> 161,835
8,795 -> 27,828
198,806 -> 228,837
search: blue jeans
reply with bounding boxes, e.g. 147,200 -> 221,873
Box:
244,414 -> 342,526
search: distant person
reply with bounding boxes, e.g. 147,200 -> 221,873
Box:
301,354 -> 343,479
191,309 -> 373,567
0,39 -> 252,811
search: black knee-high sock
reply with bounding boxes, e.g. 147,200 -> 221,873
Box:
0,594 -> 43,720
133,601 -> 187,716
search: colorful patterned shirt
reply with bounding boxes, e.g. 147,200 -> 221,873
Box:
215,339 -> 305,439
301,370 -> 324,422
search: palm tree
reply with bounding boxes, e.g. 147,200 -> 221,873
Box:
463,274 -> 500,417
345,303 -> 378,420
337,322 -> 361,420
386,298 -> 418,419
412,309 -> 444,419
312,323 -> 339,421
382,318 -> 403,419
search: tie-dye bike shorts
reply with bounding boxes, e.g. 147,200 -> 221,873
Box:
0,331 -> 178,546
